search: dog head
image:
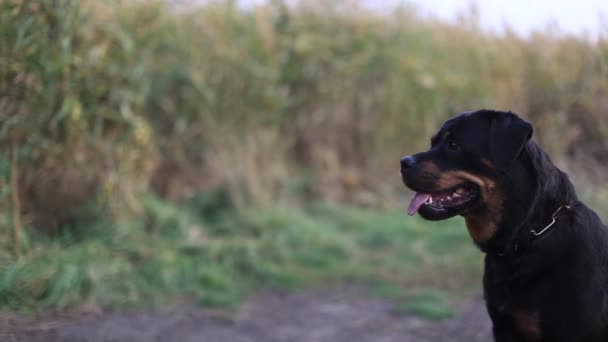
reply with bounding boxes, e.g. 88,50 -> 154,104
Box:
400,110 -> 533,243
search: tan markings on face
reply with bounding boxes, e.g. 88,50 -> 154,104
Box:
418,161 -> 439,175
513,310 -> 541,340
481,158 -> 495,169
435,170 -> 503,243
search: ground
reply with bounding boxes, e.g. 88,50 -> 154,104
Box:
3,288 -> 492,342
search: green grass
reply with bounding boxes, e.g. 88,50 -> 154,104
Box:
390,291 -> 454,321
370,283 -> 455,321
0,192 -> 482,314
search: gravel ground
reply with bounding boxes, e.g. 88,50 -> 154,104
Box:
2,288 -> 492,342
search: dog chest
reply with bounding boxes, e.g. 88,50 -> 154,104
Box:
512,309 -> 541,340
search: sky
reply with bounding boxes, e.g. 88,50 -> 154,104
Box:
240,0 -> 608,37
391,0 -> 608,36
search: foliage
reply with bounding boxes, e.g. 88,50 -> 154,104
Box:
2,1 -> 608,229
0,196 -> 480,311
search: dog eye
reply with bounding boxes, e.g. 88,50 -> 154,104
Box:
447,140 -> 460,151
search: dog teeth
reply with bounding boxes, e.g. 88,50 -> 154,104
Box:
453,192 -> 461,198
427,197 -> 433,204
446,195 -> 452,200
455,188 -> 465,194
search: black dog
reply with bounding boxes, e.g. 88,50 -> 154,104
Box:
401,110 -> 608,341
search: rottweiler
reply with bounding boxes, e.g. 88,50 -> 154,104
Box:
401,110 -> 608,341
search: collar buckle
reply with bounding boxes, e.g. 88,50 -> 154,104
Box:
530,204 -> 572,237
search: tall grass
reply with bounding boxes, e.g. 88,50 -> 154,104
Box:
2,1 -> 608,227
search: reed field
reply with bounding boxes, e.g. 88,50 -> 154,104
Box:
1,0 -> 608,311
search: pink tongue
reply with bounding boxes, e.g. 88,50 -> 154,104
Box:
408,193 -> 431,216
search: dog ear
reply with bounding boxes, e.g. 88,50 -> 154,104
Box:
489,112 -> 533,170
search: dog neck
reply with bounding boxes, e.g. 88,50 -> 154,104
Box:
480,141 -> 578,256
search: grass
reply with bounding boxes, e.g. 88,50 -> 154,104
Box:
0,191 -> 482,316
3,0 -> 608,237
391,291 -> 455,321
370,283 -> 456,321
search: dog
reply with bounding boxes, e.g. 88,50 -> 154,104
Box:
400,110 -> 608,341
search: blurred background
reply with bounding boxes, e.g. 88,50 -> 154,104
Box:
1,0 -> 608,327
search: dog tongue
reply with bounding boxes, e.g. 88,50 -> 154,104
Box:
408,193 -> 431,216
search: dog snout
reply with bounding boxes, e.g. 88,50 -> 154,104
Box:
400,155 -> 416,171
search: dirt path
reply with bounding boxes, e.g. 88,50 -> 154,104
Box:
4,288 -> 492,342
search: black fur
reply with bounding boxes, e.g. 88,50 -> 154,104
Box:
401,110 -> 608,341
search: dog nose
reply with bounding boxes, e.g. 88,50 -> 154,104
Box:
400,155 -> 416,169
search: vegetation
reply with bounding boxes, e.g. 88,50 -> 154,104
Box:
1,0 -> 608,313
0,191 -> 480,311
